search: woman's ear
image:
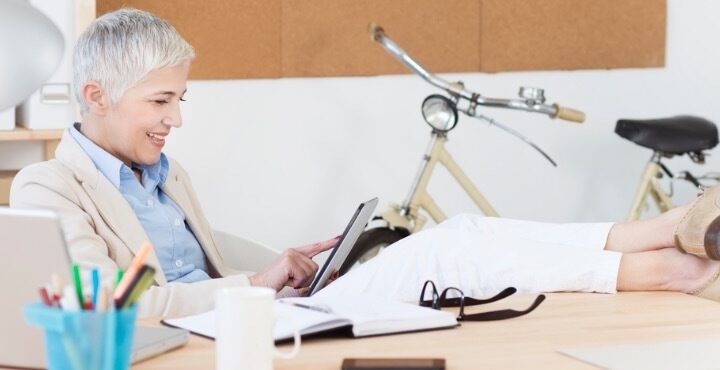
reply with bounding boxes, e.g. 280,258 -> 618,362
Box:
82,81 -> 109,115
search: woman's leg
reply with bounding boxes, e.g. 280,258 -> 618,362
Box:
440,206 -> 689,254
604,204 -> 690,253
438,213 -> 614,251
320,223 -> 623,302
320,209 -> 718,303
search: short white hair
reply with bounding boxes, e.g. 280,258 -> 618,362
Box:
73,8 -> 195,113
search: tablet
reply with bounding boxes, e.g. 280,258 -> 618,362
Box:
307,197 -> 378,296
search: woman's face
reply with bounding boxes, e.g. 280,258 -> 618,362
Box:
104,62 -> 190,166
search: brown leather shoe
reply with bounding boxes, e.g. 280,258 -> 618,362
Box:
674,185 -> 720,260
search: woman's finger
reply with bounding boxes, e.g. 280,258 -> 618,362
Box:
294,235 -> 341,258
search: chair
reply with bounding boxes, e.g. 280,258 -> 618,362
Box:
212,229 -> 279,273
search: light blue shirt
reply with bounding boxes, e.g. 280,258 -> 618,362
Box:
69,123 -> 210,283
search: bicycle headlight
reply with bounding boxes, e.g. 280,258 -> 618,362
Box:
421,95 -> 458,132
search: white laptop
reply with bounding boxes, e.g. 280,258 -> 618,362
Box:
0,207 -> 189,369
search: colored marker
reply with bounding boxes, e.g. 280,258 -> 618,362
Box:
117,265 -> 156,308
72,264 -> 85,309
51,273 -> 63,302
91,268 -> 100,310
38,287 -> 53,307
96,287 -> 108,312
116,269 -> 124,288
60,285 -> 80,311
114,242 -> 153,301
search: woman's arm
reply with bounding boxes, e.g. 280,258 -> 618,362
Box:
10,162 -> 255,318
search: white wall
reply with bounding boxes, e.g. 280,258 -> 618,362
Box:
161,0 -> 720,249
5,0 -> 720,251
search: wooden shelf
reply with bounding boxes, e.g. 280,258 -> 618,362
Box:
0,127 -> 63,141
0,170 -> 14,205
0,128 -> 64,205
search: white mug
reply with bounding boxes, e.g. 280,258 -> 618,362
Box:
215,286 -> 301,370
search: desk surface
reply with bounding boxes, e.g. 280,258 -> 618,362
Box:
134,292 -> 720,369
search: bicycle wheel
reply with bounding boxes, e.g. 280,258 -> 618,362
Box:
339,227 -> 410,275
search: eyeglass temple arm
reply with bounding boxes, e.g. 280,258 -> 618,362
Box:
466,294 -> 546,321
464,287 -> 517,305
421,286 -> 518,307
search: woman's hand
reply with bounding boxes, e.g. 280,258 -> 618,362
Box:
249,236 -> 340,291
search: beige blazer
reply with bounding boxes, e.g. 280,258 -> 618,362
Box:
10,130 -> 256,319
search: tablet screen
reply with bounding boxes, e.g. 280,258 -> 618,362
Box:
307,197 -> 378,296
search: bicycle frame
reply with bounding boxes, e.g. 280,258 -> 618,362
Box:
626,153 -> 674,221
380,132 -> 499,233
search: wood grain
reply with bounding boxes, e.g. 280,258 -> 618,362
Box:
133,292 -> 720,369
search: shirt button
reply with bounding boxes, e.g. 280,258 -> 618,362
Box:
174,218 -> 182,227
175,259 -> 183,268
146,199 -> 154,207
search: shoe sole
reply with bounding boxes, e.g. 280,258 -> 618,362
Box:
706,216 -> 720,260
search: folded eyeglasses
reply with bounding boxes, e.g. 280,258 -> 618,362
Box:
418,280 -> 545,321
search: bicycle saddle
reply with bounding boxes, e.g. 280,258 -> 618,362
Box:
615,115 -> 718,154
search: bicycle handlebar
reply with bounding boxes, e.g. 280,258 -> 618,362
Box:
369,24 -> 585,124
552,105 -> 586,123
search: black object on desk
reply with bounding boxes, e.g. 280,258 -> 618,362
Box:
342,358 -> 445,370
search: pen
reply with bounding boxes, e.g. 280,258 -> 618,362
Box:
43,284 -> 61,308
116,269 -> 124,288
114,242 -> 152,301
72,264 -> 85,310
96,287 -> 108,312
91,268 -> 100,310
117,265 -> 156,308
38,287 -> 53,307
60,285 -> 80,311
279,300 -> 332,314
51,273 -> 62,302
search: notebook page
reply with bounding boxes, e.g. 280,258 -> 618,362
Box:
274,302 -> 350,340
163,302 -> 351,341
290,293 -> 458,337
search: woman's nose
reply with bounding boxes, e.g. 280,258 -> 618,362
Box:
162,103 -> 183,128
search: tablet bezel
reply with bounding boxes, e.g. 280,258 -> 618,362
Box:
307,197 -> 378,296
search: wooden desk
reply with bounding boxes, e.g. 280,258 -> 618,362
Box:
133,292 -> 720,369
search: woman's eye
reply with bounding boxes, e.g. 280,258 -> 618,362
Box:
179,97 -> 187,102
153,100 -> 169,105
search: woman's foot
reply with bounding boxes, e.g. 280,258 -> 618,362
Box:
660,248 -> 720,293
617,247 -> 720,293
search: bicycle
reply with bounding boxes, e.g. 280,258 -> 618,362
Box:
616,116 -> 719,221
338,25 -> 585,274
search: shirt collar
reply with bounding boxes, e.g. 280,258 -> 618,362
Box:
69,122 -> 168,189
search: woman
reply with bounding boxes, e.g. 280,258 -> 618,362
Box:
11,8 -> 720,319
11,8 -> 336,318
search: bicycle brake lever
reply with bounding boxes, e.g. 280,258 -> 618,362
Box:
469,113 -> 557,167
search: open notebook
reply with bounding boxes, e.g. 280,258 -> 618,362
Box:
163,292 -> 458,341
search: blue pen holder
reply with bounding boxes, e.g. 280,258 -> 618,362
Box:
22,303 -> 137,370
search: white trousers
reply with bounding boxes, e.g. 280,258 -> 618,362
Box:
317,214 -> 620,302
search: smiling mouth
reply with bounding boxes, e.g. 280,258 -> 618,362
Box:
146,132 -> 166,143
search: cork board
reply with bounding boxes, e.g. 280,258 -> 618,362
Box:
281,0 -> 479,77
96,0 -> 666,79
96,0 -> 282,79
478,0 -> 666,72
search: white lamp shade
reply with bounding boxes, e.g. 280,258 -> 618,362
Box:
0,0 -> 64,111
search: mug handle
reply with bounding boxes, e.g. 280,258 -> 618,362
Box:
274,328 -> 301,359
